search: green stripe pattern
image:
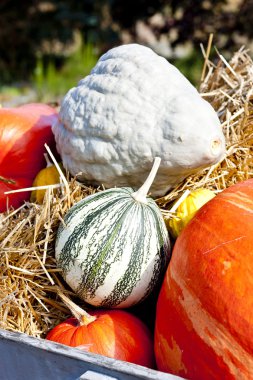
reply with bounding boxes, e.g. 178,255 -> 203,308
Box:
55,187 -> 171,308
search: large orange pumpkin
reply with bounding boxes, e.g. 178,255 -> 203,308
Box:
0,103 -> 58,212
154,179 -> 253,379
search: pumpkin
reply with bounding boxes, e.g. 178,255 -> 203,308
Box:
167,188 -> 216,238
0,103 -> 58,212
30,153 -> 61,204
46,291 -> 155,368
53,43 -> 225,197
55,157 -> 171,308
154,179 -> 253,379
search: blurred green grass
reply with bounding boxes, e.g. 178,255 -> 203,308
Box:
33,41 -> 98,102
0,43 -> 204,106
172,49 -> 204,89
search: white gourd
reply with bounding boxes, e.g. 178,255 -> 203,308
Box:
55,157 -> 171,308
53,43 -> 226,196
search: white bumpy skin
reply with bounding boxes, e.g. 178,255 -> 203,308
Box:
53,44 -> 226,196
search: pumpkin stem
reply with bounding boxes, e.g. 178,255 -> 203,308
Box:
57,289 -> 96,326
131,157 -> 161,204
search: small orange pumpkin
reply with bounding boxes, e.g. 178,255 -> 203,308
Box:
46,292 -> 155,368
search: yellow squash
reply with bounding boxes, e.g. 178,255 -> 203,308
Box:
167,188 -> 216,238
31,154 -> 61,204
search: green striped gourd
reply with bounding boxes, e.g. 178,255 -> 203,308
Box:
55,157 -> 171,308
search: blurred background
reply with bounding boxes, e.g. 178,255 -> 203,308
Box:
0,0 -> 253,106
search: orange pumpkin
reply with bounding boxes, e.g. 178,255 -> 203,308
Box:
0,103 -> 58,212
46,292 -> 155,368
154,179 -> 253,379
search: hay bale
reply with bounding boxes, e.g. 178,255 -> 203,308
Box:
0,46 -> 252,337
0,175 -> 99,337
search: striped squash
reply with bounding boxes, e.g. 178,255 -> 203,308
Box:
55,158 -> 171,308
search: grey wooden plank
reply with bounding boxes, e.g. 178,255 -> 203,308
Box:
0,328 -> 183,380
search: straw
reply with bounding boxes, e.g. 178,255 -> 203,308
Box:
157,46 -> 253,212
0,173 -> 97,337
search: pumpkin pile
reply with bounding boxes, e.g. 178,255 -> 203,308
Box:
0,43 -> 253,379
